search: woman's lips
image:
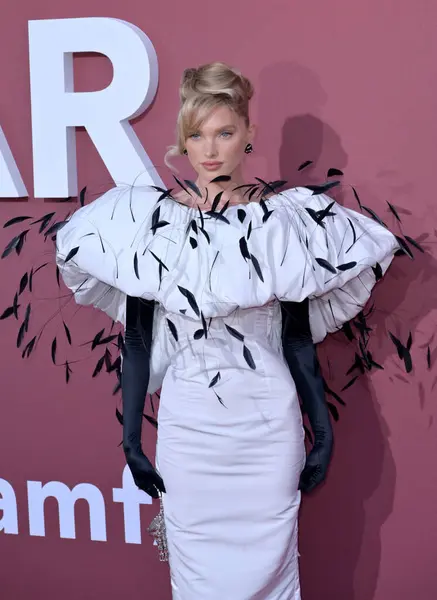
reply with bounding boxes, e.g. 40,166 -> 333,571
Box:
202,162 -> 223,171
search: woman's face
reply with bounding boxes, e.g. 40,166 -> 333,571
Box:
184,105 -> 255,182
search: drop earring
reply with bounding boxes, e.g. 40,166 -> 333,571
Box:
244,143 -> 253,154
183,149 -> 188,155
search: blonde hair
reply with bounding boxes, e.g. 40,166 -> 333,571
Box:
165,61 -> 254,168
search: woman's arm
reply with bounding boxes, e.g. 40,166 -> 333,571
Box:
281,298 -> 333,493
122,295 -> 165,498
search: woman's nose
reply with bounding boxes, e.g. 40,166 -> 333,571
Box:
204,141 -> 218,158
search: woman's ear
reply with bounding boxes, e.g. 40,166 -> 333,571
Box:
247,122 -> 257,144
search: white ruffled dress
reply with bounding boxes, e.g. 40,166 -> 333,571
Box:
56,184 -> 398,600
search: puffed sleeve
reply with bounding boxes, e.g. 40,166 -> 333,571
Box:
271,187 -> 399,343
55,185 -> 174,392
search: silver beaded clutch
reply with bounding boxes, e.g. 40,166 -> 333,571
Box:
147,494 -> 169,562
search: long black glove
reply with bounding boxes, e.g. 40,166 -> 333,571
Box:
281,298 -> 333,493
121,295 -> 165,499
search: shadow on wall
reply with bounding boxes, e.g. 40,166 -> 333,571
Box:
257,61 -> 437,600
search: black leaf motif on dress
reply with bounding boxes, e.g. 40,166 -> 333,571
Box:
92,355 -> 105,377
0,306 -> 14,320
248,186 -> 259,201
315,257 -> 337,274
190,220 -> 198,234
173,175 -> 191,196
150,186 -> 174,202
2,230 -> 29,258
257,177 -> 287,198
372,263 -> 383,281
427,346 -> 431,369
367,351 -> 383,370
24,302 -> 31,332
133,252 -> 140,279
259,198 -> 269,214
19,273 -> 28,295
213,389 -> 226,407
205,210 -> 230,224
79,186 -> 87,207
31,212 -> 55,234
341,376 -> 358,392
51,338 -> 57,364
201,312 -> 208,339
316,201 -> 336,222
151,206 -> 170,234
200,228 -> 210,244
298,160 -> 313,171
250,254 -> 264,282
345,218 -> 357,253
211,192 -> 223,213
209,175 -> 231,183
22,336 -> 36,359
386,201 -> 401,223
305,181 -> 340,195
44,221 -> 67,239
55,266 -> 60,287
233,183 -> 257,194
194,329 -> 204,340
346,353 -> 365,375
65,247 -> 79,263
90,328 -> 105,350
178,286 -> 200,316
262,210 -> 273,223
327,168 -> 343,177
237,209 -> 246,223
17,321 -> 26,348
116,408 -> 124,426
4,216 -> 32,228
239,237 -> 250,261
362,206 -> 387,228
306,207 -> 326,229
189,237 -> 198,249
225,324 -> 244,342
405,235 -> 425,253
144,414 -> 158,428
337,261 -> 357,271
23,304 -> 30,333
184,180 -> 202,197
65,361 -> 72,383
167,319 -> 178,341
208,372 -> 221,388
179,309 -> 187,315
395,236 -> 414,259
247,220 -> 253,239
197,206 -> 204,229
351,186 -> 362,209
243,345 -> 256,370
149,251 -> 169,272
12,293 -> 19,318
220,200 -> 230,214
389,332 -> 413,373
327,402 -> 339,421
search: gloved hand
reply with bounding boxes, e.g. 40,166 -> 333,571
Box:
281,298 -> 333,493
121,295 -> 166,499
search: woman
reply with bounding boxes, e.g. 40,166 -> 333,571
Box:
55,62 -> 399,599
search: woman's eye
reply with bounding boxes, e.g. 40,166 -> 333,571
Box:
220,131 -> 233,138
190,133 -> 200,139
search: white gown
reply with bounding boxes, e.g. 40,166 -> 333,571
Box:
55,183 -> 399,599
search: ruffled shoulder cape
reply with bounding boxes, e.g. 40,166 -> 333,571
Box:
1,173 -> 417,403
55,182 -> 398,344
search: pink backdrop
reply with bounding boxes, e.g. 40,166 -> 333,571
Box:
1,1 -> 437,598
